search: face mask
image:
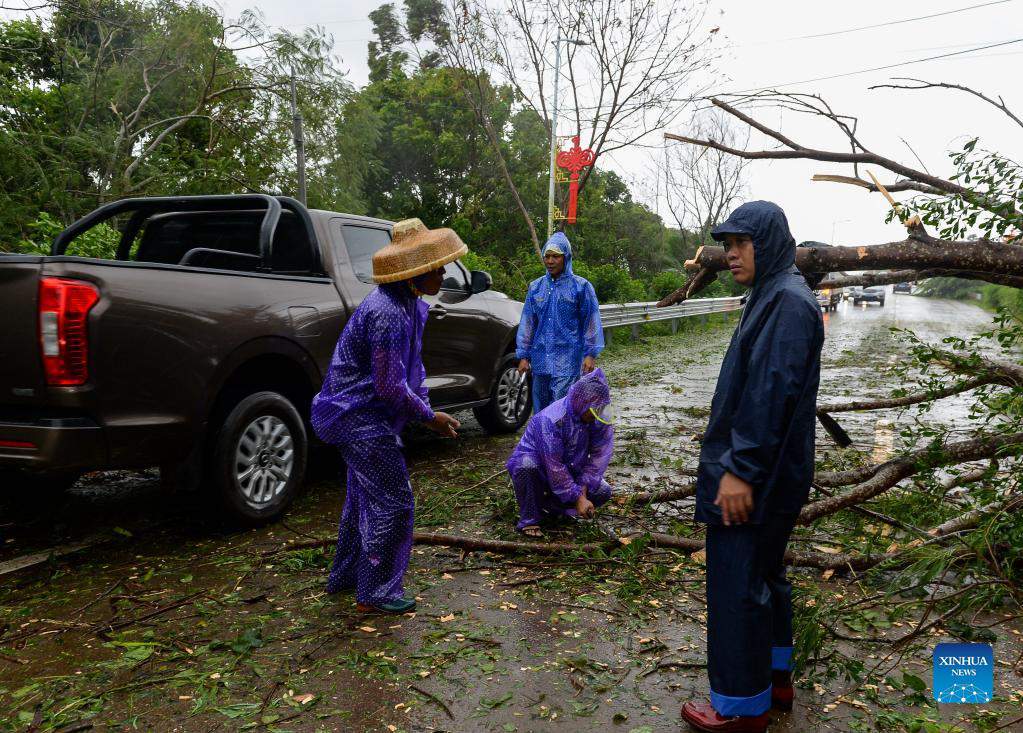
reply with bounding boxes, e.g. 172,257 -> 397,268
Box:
589,405 -> 615,425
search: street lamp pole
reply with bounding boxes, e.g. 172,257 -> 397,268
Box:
547,36 -> 586,238
831,218 -> 851,244
290,66 -> 307,207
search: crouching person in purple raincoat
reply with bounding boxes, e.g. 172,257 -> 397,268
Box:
311,218 -> 464,614
506,368 -> 615,538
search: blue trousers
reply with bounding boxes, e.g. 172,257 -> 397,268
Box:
705,513 -> 797,717
532,373 -> 577,413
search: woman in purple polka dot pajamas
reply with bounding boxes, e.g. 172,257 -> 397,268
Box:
311,219 -> 464,614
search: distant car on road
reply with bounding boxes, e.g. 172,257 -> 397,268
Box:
819,286 -> 841,312
893,282 -> 913,294
815,286 -> 841,312
852,286 -> 886,306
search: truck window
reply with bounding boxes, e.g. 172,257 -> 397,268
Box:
441,261 -> 467,291
132,211 -> 317,274
341,225 -> 391,284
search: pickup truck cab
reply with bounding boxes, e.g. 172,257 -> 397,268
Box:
0,195 -> 530,522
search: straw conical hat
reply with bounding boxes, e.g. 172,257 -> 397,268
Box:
372,218 -> 468,284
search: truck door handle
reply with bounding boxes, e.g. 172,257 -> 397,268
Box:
429,304 -> 447,319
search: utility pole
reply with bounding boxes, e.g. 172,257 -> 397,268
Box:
546,36 -> 563,239
546,36 -> 587,238
290,67 -> 307,207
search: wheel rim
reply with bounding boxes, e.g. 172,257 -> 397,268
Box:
495,366 -> 529,422
234,415 -> 294,509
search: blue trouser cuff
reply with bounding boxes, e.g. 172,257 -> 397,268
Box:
772,646 -> 794,671
710,684 -> 772,717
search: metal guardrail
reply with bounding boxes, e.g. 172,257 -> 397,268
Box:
599,296 -> 744,329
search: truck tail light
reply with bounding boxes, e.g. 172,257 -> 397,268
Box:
38,277 -> 100,386
0,440 -> 36,450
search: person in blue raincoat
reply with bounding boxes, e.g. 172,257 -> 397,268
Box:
506,368 -> 615,537
516,232 -> 604,413
680,202 -> 824,733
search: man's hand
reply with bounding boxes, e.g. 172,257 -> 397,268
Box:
517,358 -> 531,374
426,411 -> 460,438
714,471 -> 753,526
575,490 -> 595,519
582,355 -> 596,374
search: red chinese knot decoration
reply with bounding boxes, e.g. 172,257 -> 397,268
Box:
555,135 -> 595,224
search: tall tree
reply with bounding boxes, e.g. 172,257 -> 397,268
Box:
0,0 -> 367,245
664,110 -> 748,244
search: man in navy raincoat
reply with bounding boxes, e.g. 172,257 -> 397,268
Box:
516,232 -> 604,413
681,202 -> 824,733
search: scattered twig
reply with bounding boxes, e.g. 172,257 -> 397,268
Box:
640,658 -> 706,677
97,591 -> 205,632
410,684 -> 455,719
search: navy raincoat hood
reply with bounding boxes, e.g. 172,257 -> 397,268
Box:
711,200 -> 796,284
696,202 -> 825,523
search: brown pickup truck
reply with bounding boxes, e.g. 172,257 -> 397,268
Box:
0,195 -> 530,522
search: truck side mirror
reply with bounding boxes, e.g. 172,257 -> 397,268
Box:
469,270 -> 492,294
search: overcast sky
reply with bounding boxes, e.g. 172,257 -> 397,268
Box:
210,0 -> 1021,247
9,0 -> 1022,247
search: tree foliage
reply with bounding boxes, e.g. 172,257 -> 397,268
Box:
1,0 -> 725,304
0,0 -> 365,242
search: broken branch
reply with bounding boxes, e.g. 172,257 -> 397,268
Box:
800,431 -> 1023,523
817,375 -> 1010,415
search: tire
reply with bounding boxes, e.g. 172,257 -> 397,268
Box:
853,299 -> 860,306
473,355 -> 532,434
210,391 -> 307,524
879,298 -> 886,307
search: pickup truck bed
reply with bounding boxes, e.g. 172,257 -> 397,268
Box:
0,196 -> 528,522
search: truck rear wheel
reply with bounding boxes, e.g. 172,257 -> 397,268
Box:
211,391 -> 307,524
473,355 -> 532,434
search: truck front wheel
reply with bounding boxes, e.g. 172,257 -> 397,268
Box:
211,391 -> 307,524
473,355 -> 532,434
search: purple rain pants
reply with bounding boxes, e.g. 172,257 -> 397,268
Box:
509,458 -> 612,530
326,434 -> 413,605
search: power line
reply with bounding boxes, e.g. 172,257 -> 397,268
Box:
277,17 -> 373,28
723,36 -> 1023,96
777,0 -> 1011,42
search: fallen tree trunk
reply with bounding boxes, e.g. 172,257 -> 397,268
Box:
656,239 -> 1023,306
800,431 -> 1023,522
822,269 -> 1023,290
816,375 -> 1008,415
689,239 -> 1023,278
264,530 -> 928,572
643,532 -> 893,571
619,483 -> 696,506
